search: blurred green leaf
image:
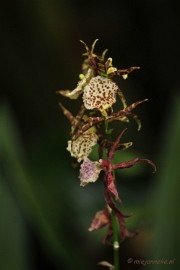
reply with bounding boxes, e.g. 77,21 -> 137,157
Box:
148,95 -> 180,270
0,172 -> 30,270
0,104 -> 82,270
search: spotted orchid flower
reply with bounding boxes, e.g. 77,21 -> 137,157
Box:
67,131 -> 98,163
83,75 -> 119,115
57,40 -> 140,114
79,158 -> 102,186
58,39 -> 156,250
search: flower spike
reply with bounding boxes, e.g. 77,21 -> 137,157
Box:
58,39 -> 156,250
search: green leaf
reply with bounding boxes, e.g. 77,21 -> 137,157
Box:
148,95 -> 180,270
0,104 -> 80,270
0,172 -> 30,270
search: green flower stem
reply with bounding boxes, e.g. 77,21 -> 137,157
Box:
111,210 -> 120,270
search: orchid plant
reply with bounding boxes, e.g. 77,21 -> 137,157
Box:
57,39 -> 156,270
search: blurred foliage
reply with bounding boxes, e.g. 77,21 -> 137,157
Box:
147,96 -> 180,270
0,0 -> 180,269
1,96 -> 179,269
0,105 -> 76,270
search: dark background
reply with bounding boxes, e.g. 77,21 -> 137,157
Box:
0,0 -> 180,270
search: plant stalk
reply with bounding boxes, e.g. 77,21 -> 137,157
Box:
111,210 -> 120,270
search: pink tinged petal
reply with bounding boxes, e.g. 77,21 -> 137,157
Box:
112,158 -> 156,173
100,159 -> 109,167
108,128 -> 128,162
83,76 -> 119,111
103,181 -> 135,242
104,182 -> 130,219
100,129 -> 128,202
103,215 -> 136,244
79,158 -> 102,187
99,160 -> 121,201
88,207 -> 110,231
107,172 -> 121,202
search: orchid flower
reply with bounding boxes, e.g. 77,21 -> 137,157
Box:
58,39 -> 156,268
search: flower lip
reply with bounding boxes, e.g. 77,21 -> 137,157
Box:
67,132 -> 98,162
79,158 -> 102,187
83,76 -> 119,111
